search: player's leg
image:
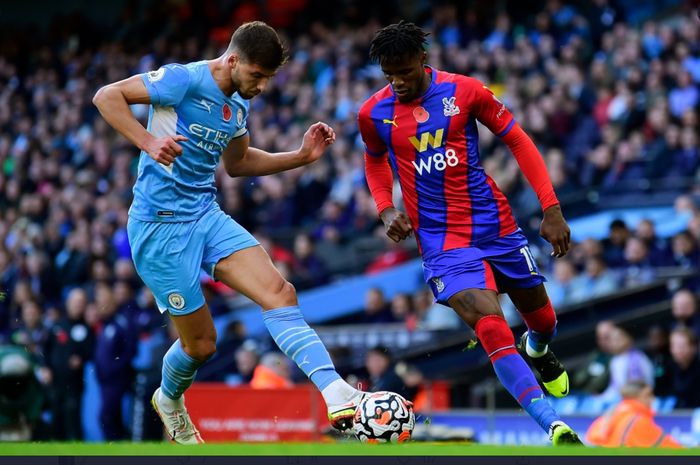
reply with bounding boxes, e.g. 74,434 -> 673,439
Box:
446,288 -> 562,436
485,233 -> 569,398
202,210 -> 363,430
505,283 -> 569,398
127,217 -> 209,444
425,250 -> 580,444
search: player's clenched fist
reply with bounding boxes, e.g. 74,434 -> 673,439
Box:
380,207 -> 413,243
145,134 -> 188,166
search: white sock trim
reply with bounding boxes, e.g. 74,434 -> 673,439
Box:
525,334 -> 549,358
321,379 -> 360,406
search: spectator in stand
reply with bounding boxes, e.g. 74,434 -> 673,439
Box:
601,219 -> 631,268
600,325 -> 654,403
644,325 -> 674,397
670,288 -> 700,337
389,293 -> 416,330
227,341 -> 260,386
43,288 -> 94,440
572,320 -> 615,395
364,346 -> 410,399
669,327 -> 700,408
290,232 -> 328,290
544,258 -> 577,308
10,300 -> 47,359
671,230 -> 700,270
360,288 -> 395,324
620,236 -> 656,286
93,282 -> 136,440
669,71 -> 699,118
569,256 -> 620,303
635,219 -> 672,267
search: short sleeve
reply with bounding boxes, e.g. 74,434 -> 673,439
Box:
141,64 -> 191,107
232,98 -> 249,139
467,78 -> 515,137
358,104 -> 387,157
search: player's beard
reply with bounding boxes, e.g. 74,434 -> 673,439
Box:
230,69 -> 257,99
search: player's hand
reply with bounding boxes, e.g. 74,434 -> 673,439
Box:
380,207 -> 413,243
144,134 -> 188,166
299,121 -> 336,164
540,205 -> 570,258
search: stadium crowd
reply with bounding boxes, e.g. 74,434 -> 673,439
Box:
0,0 -> 699,440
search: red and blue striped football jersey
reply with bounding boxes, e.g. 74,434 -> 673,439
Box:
359,67 -> 519,258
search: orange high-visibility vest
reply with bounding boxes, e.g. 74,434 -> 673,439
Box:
250,365 -> 293,389
586,399 -> 682,448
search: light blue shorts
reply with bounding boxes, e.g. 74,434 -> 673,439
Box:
127,205 -> 258,315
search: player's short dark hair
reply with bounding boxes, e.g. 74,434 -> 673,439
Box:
228,21 -> 288,70
369,21 -> 429,66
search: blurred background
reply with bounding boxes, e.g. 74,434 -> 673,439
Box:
1,0 -> 700,446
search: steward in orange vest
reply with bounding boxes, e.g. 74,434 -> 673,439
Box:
586,380 -> 681,448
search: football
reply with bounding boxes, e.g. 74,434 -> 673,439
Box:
353,391 -> 415,443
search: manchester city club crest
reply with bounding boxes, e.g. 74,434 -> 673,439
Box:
168,293 -> 186,310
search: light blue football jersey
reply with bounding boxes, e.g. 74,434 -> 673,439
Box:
130,61 -> 249,222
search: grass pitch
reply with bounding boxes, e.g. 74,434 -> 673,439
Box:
1,442 -> 698,456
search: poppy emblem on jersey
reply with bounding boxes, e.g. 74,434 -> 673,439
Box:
442,97 -> 460,117
413,106 -> 429,123
168,293 -> 186,310
222,103 -> 232,122
432,277 -> 445,293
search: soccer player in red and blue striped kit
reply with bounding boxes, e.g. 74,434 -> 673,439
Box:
359,22 -> 582,445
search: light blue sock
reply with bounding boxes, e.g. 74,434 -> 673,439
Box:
161,340 -> 203,400
263,306 -> 341,391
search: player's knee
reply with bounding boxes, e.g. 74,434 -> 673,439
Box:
187,338 -> 217,362
267,279 -> 297,307
448,291 -> 501,327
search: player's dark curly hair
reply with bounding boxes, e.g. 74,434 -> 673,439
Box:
228,21 -> 288,70
369,21 -> 430,65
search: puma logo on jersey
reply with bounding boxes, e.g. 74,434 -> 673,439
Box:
200,99 -> 214,113
382,117 -> 398,127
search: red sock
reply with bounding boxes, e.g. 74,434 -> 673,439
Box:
519,300 -> 557,348
474,315 -> 518,362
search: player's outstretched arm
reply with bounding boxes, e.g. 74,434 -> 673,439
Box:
222,121 -> 335,177
92,76 -> 187,166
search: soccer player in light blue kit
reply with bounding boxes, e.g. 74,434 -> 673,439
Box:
93,21 -> 363,444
